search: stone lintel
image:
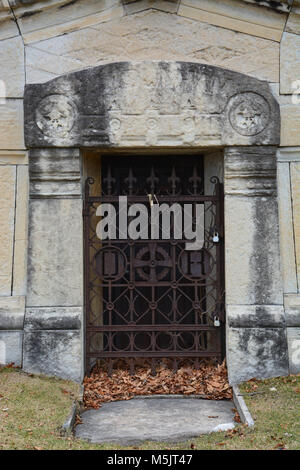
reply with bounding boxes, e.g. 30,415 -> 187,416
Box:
24,61 -> 280,149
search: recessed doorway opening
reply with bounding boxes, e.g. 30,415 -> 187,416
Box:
83,150 -> 225,375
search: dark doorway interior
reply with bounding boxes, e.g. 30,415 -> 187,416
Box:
84,154 -> 225,374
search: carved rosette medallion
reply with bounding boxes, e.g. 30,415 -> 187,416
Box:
227,92 -> 270,136
36,94 -> 77,138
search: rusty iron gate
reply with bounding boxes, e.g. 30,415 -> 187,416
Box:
84,155 -> 225,375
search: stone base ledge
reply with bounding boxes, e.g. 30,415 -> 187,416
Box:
23,306 -> 83,381
0,330 -> 23,366
226,304 -> 285,328
287,327 -> 300,374
284,294 -> 300,326
227,326 -> 289,384
24,306 -> 82,331
0,296 -> 25,330
23,329 -> 82,382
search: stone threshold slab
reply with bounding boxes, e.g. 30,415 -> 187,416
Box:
75,397 -> 236,445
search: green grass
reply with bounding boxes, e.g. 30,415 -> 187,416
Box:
0,366 -> 299,450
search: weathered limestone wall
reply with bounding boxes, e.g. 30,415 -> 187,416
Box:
24,9 -> 280,84
276,1 -> 300,364
277,148 -> 300,374
0,0 -> 299,380
0,152 -> 28,366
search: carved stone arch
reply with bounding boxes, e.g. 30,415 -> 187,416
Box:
23,61 -> 288,385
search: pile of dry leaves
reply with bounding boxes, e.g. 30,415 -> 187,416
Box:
83,359 -> 232,409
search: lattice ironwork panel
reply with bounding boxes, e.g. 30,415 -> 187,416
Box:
84,155 -> 225,374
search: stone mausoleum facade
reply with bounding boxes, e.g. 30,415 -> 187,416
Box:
0,0 -> 300,384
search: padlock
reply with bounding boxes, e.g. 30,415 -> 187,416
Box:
213,232 -> 219,243
214,316 -> 220,327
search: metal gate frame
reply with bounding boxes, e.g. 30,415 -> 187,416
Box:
83,157 -> 225,375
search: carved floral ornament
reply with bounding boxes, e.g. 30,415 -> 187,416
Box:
34,90 -> 271,139
227,92 -> 270,136
36,94 -> 78,138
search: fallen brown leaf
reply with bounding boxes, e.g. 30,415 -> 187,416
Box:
83,359 -> 232,409
274,442 -> 286,450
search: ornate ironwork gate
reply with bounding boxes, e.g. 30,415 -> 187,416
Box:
84,155 -> 225,375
